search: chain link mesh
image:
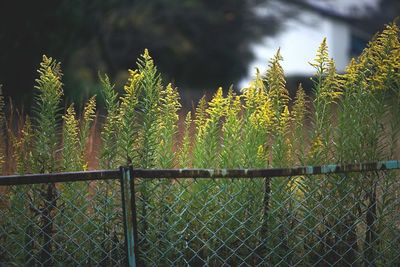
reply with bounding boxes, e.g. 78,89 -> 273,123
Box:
0,179 -> 126,266
1,169 -> 400,266
135,171 -> 400,266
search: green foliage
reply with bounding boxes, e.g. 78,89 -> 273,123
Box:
308,39 -> 342,164
178,111 -> 193,168
194,88 -> 225,168
99,73 -> 120,169
156,83 -> 181,168
1,21 -> 400,267
12,117 -> 34,174
241,69 -> 272,167
135,49 -> 163,169
220,88 -> 242,168
32,55 -> 63,173
61,96 -> 96,171
266,49 -> 290,116
80,96 -> 96,166
266,49 -> 291,167
62,105 -> 80,171
2,56 -> 101,265
192,95 -> 208,168
291,84 -> 307,163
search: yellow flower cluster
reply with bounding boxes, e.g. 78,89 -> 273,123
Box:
63,106 -> 79,141
124,69 -> 143,95
160,83 -> 181,124
309,134 -> 323,159
62,105 -> 80,170
249,97 -> 273,130
141,48 -> 155,70
225,90 -> 242,118
310,38 -> 329,72
292,84 -> 306,128
179,111 -> 193,168
321,59 -> 343,100
157,83 -> 181,168
266,49 -> 289,111
12,117 -> 34,174
311,40 -> 342,103
243,68 -> 276,131
256,144 -> 267,163
35,55 -> 63,100
83,96 -> 96,124
194,96 -> 208,136
346,23 -> 400,92
242,68 -> 265,111
276,106 -> 290,135
207,87 -> 225,120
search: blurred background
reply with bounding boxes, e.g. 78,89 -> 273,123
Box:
0,0 -> 398,109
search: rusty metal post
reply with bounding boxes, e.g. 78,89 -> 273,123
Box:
120,166 -> 139,267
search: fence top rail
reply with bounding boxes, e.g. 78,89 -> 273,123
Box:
133,160 -> 400,178
0,169 -> 120,186
0,160 -> 399,186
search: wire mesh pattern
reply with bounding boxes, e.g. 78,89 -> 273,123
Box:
134,171 -> 400,266
0,179 -> 126,266
0,165 -> 399,266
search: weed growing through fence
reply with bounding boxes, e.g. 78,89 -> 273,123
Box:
0,22 -> 400,265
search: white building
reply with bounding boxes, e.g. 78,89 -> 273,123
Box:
240,0 -> 380,88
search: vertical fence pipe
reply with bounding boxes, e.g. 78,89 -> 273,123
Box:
120,167 -> 138,267
129,166 -> 140,264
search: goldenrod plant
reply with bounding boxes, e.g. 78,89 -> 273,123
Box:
12,117 -> 34,174
99,73 -> 120,169
192,95 -> 209,168
220,88 -> 242,168
241,68 -> 272,167
156,83 -> 181,168
336,22 -> 400,265
178,111 -> 193,168
136,49 -> 162,169
266,49 -> 292,166
33,56 -> 64,264
96,74 -> 124,265
8,56 -> 65,264
152,83 -> 181,263
1,22 -> 400,266
80,96 -> 96,169
60,101 -> 97,263
32,56 -> 63,173
291,84 -> 307,163
308,39 -> 342,165
199,87 -> 225,168
118,69 -> 141,166
62,105 -> 80,171
6,116 -> 36,265
264,50 -> 296,264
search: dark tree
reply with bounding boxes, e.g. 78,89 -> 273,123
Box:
0,1 -> 99,105
0,0 -> 289,107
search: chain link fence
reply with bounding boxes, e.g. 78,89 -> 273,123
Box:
0,172 -> 126,266
1,162 -> 400,266
135,172 -> 400,266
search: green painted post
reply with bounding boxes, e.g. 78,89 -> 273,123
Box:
120,166 -> 138,267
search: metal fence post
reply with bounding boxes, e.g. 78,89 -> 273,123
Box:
120,166 -> 139,267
